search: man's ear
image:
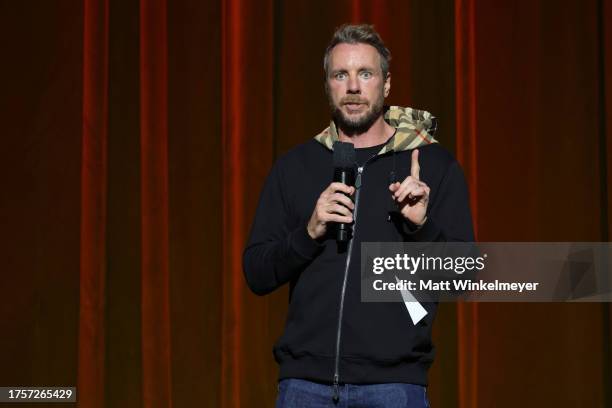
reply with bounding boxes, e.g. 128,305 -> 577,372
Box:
384,72 -> 391,97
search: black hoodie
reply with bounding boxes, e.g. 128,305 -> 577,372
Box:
243,106 -> 474,392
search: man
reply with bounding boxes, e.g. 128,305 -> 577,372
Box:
243,24 -> 474,407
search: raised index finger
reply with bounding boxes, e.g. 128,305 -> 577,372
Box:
411,149 -> 420,180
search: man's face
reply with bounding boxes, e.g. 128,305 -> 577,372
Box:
326,42 -> 390,135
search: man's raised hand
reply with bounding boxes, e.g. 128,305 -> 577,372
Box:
389,149 -> 430,226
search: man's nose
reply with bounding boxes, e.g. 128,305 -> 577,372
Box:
347,75 -> 360,94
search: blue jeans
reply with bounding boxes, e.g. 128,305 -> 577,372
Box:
275,378 -> 430,408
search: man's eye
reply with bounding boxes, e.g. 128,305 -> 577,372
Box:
360,71 -> 372,79
335,73 -> 347,80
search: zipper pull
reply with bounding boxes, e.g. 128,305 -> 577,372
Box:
332,374 -> 340,404
355,166 -> 364,190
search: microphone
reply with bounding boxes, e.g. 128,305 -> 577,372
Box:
332,141 -> 356,242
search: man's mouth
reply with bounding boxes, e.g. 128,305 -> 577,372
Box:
344,102 -> 366,112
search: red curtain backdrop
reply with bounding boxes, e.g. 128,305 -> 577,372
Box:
140,0 -> 172,407
0,1 -> 611,407
221,0 -> 275,406
454,0 -> 479,407
79,0 -> 108,407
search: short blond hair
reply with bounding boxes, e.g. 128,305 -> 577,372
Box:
323,24 -> 391,78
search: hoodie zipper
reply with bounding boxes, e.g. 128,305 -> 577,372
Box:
332,162 -> 368,404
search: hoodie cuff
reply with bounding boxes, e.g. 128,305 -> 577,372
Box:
289,224 -> 325,260
402,217 -> 441,242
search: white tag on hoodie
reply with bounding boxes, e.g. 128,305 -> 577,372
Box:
395,275 -> 428,325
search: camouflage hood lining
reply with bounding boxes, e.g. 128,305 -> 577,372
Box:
314,106 -> 438,154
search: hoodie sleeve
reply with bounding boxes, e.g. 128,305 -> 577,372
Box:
401,160 -> 475,242
243,161 -> 324,296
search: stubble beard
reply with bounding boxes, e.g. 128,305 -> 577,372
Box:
329,88 -> 385,136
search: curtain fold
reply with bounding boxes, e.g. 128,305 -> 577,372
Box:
140,0 -> 172,407
454,1 -> 479,408
78,0 -> 108,407
166,0 -> 223,406
221,0 -> 276,406
79,1 -> 109,407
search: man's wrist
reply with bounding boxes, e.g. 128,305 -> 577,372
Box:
414,216 -> 427,228
306,224 -> 317,240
